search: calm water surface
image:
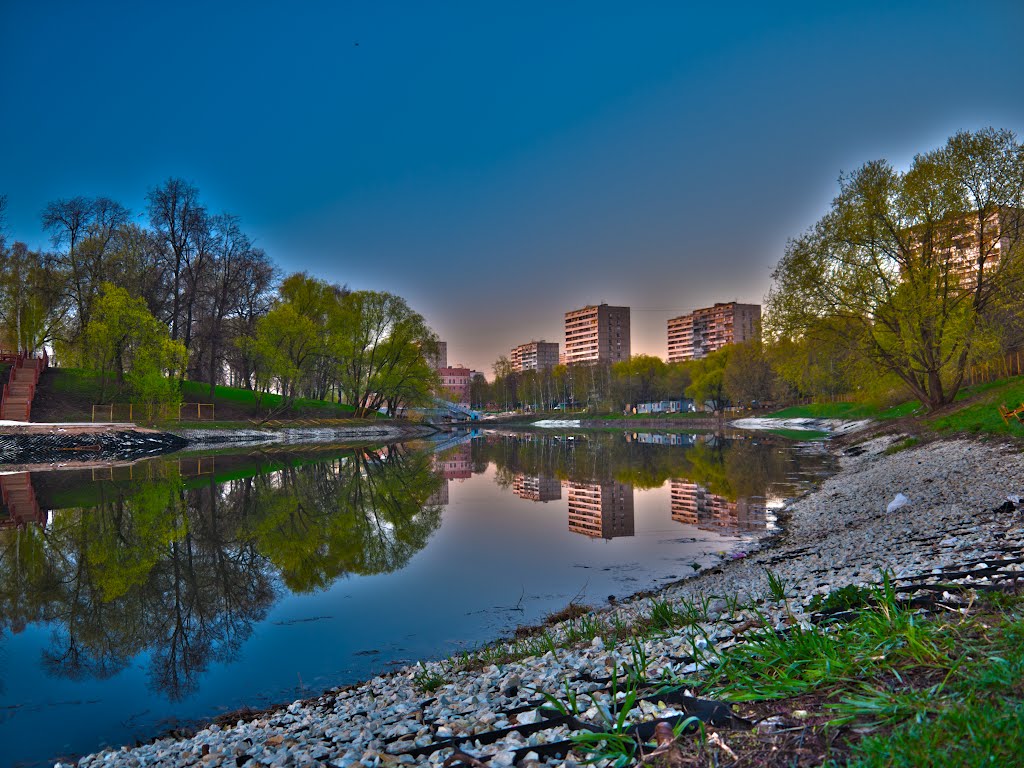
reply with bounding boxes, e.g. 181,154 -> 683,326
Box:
0,430 -> 834,767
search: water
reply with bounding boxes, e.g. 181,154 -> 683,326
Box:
0,429 -> 834,767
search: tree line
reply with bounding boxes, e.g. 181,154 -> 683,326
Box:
474,345 -> 767,413
0,180 -> 440,415
479,128 -> 1024,414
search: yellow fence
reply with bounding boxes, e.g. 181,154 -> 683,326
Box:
966,351 -> 1024,386
91,457 -> 215,482
91,403 -> 215,423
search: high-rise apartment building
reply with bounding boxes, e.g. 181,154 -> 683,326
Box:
512,473 -> 562,502
565,480 -> 635,539
511,341 -> 560,373
667,302 -> 760,362
909,207 -> 1023,288
427,341 -> 448,370
564,304 -> 630,365
670,480 -> 767,534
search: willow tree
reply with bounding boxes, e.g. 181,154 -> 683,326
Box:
335,290 -> 440,417
765,127 -> 1024,410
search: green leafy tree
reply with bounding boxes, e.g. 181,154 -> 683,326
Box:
686,347 -> 732,411
612,354 -> 668,410
765,127 -> 1024,410
723,338 -> 775,407
336,290 -> 439,417
84,283 -> 187,408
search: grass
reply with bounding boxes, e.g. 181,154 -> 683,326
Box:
926,375 -> 1024,435
883,436 -> 921,455
36,368 -> 362,423
767,400 -> 922,421
845,594 -> 1024,767
762,374 -> 1024,439
688,583 -> 1024,766
763,427 -> 830,440
179,380 -> 357,418
428,569 -> 1024,767
412,662 -> 446,693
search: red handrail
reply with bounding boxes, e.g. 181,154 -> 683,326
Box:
0,350 -> 45,421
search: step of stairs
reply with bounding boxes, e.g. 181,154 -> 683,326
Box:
0,473 -> 42,527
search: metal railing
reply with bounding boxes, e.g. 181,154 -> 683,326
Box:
0,349 -> 48,421
91,402 -> 215,423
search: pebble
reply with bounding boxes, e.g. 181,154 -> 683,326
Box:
68,437 -> 1024,768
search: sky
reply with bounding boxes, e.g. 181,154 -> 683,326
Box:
2,0 -> 1023,374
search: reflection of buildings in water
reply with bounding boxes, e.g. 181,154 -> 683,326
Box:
627,432 -> 698,447
427,479 -> 450,507
512,473 -> 562,502
428,443 -> 474,506
564,480 -> 635,539
0,472 -> 45,529
435,444 -> 472,480
669,480 -> 767,533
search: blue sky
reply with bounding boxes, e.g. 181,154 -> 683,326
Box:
2,0 -> 1023,372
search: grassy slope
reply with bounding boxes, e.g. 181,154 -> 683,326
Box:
31,368 -> 360,423
926,375 -> 1024,435
765,375 -> 1024,439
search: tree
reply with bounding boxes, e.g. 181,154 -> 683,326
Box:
686,347 -> 731,411
336,290 -> 439,417
42,196 -> 130,354
612,354 -> 668,410
146,178 -> 206,345
0,239 -> 66,353
723,338 -> 775,407
765,128 -> 1024,410
470,372 -> 489,409
84,283 -> 187,408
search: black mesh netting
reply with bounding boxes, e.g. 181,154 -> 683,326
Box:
0,431 -> 188,465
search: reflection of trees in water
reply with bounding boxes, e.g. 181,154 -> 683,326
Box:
474,432 -> 826,502
243,445 -> 443,592
0,445 -> 442,700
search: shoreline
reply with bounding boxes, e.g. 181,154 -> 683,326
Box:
0,422 -> 436,469
63,433 -> 1024,767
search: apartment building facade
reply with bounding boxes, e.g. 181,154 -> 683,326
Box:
512,473 -> 562,502
438,366 -> 471,404
669,480 -> 767,534
511,340 -> 560,373
667,302 -> 760,362
427,341 -> 447,370
909,206 -> 1023,288
565,480 -> 635,539
564,304 -> 630,365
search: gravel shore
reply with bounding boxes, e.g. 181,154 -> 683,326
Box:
64,435 -> 1024,768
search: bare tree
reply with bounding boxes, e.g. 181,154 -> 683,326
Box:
146,178 -> 206,344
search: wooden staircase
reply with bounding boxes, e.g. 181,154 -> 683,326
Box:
0,472 -> 44,528
0,350 -> 48,422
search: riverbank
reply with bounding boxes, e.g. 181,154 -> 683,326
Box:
0,421 -> 436,468
62,434 -> 1024,767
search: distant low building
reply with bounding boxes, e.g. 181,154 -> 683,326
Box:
667,302 -> 760,362
635,400 -> 693,414
511,340 -> 560,372
438,366 -> 471,404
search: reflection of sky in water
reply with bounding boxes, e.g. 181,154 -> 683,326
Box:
0,433 -> 832,767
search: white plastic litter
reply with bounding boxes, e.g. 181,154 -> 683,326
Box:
886,493 -> 911,513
